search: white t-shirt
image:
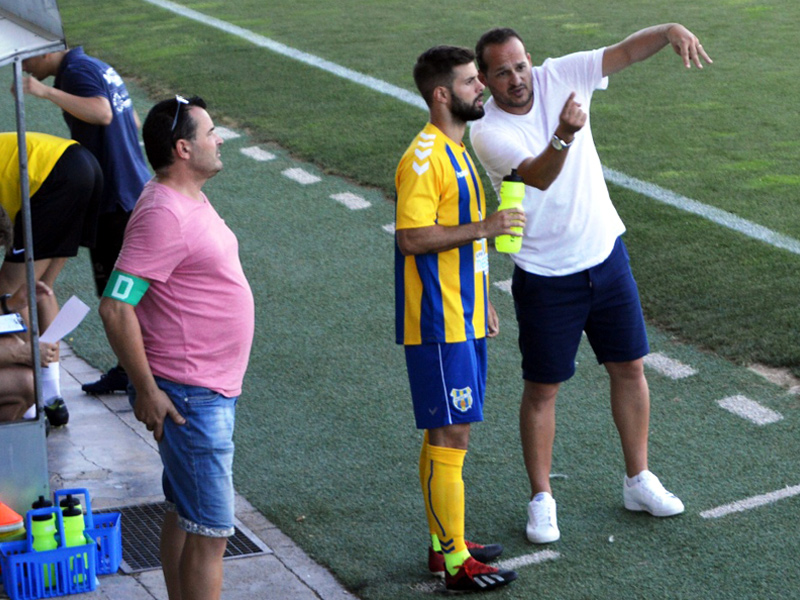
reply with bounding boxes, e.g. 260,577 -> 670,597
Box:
470,48 -> 625,276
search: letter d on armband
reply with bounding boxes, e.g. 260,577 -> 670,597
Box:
102,270 -> 150,306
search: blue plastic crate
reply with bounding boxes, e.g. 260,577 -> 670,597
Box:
85,512 -> 121,576
0,508 -> 97,600
53,489 -> 121,576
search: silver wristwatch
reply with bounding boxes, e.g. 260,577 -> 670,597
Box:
550,134 -> 574,151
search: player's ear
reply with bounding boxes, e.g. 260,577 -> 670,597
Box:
432,85 -> 449,106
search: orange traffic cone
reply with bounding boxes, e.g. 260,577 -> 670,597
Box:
0,501 -> 24,542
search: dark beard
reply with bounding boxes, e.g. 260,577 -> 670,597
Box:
450,94 -> 485,122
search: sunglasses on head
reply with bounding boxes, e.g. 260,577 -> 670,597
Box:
171,95 -> 190,132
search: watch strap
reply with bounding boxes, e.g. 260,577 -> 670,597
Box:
551,134 -> 574,151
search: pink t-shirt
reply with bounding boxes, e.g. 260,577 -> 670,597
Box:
116,180 -> 254,396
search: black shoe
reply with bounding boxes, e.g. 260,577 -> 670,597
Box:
82,366 -> 128,394
44,398 -> 69,427
467,542 -> 503,565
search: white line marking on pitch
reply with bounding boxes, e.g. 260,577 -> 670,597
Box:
493,279 -> 512,294
282,168 -> 320,185
330,192 -> 370,210
717,395 -> 783,425
382,223 -> 395,235
604,168 -> 800,256
143,0 -> 800,256
700,484 -> 800,519
142,0 -> 426,110
214,126 -> 240,140
240,146 -> 275,161
495,550 -> 560,572
643,352 -> 697,379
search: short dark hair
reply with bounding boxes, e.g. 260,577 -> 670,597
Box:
475,28 -> 525,73
142,95 -> 207,172
413,45 -> 476,107
0,206 -> 12,251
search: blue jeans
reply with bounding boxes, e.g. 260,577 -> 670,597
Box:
129,377 -> 238,537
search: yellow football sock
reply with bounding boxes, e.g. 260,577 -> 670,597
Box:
426,444 -> 470,575
419,432 -> 440,550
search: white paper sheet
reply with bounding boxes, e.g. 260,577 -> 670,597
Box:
40,296 -> 90,343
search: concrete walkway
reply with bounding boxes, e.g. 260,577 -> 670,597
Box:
38,344 -> 358,600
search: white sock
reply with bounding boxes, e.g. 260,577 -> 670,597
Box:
626,471 -> 646,487
41,362 -> 61,405
23,404 -> 36,419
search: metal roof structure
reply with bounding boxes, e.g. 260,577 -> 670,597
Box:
0,0 -> 65,67
0,0 -> 66,516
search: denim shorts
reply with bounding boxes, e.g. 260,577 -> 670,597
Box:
511,237 -> 649,384
404,338 -> 487,430
129,377 -> 238,537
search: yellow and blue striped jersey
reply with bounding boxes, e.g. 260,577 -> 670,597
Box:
395,123 -> 489,345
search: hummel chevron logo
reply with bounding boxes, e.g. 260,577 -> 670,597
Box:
412,133 -> 434,176
412,162 -> 430,176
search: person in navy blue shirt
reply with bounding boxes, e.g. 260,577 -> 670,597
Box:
21,47 -> 151,399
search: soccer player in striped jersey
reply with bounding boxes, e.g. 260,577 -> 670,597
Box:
394,45 -> 525,593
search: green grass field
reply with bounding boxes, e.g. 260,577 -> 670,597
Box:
50,0 -> 800,375
3,0 -> 800,598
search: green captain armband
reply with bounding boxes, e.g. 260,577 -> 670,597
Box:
102,270 -> 150,306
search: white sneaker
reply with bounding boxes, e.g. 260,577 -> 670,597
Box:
623,470 -> 684,517
526,492 -> 560,543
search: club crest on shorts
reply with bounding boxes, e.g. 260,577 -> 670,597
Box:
450,387 -> 473,413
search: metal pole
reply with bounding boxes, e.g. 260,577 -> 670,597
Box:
12,57 -> 44,417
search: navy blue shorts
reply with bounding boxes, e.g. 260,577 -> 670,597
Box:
511,237 -> 649,384
404,338 -> 487,430
5,145 -> 102,262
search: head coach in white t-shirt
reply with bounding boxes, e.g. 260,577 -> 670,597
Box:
470,24 -> 711,545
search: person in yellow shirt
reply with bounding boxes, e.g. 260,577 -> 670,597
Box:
395,45 -> 525,592
0,132 -> 102,426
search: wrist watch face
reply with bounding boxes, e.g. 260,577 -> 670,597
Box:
550,135 -> 564,151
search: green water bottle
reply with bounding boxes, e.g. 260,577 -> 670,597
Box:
495,169 -> 525,253
30,497 -> 57,588
61,497 -> 88,584
59,494 -> 83,515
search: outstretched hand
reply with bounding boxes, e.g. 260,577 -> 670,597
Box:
668,24 -> 713,69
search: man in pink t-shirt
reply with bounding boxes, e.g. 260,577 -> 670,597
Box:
99,96 -> 254,600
